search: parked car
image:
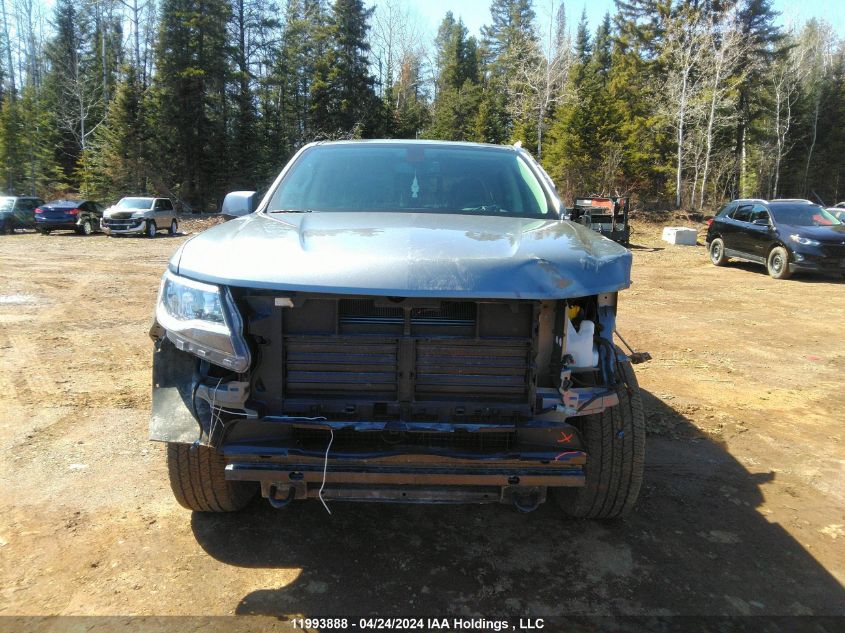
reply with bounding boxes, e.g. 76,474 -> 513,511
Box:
35,200 -> 104,235
150,140 -> 646,519
826,202 -> 845,223
706,198 -> 845,279
0,196 -> 45,234
101,197 -> 178,237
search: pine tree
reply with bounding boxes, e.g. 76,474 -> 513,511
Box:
480,0 -> 540,143
390,53 -> 430,138
574,9 -> 592,64
310,0 -> 384,137
44,0 -> 104,183
426,13 -> 482,141
78,66 -> 150,200
0,85 -> 63,195
732,0 -> 783,197
155,0 -> 232,210
0,95 -> 23,192
229,0 -> 280,189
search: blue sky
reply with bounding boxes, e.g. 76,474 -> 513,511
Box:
393,0 -> 845,42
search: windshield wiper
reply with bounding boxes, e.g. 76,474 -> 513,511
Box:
461,204 -> 503,213
268,208 -> 314,213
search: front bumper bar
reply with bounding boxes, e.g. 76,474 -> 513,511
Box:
102,218 -> 146,234
223,449 -> 586,504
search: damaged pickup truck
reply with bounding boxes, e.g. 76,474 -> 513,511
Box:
150,140 -> 645,518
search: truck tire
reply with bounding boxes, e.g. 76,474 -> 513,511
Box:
166,443 -> 256,512
146,220 -> 157,238
555,360 -> 645,519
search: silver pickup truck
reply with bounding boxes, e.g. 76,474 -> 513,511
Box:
149,140 -> 646,519
101,197 -> 178,237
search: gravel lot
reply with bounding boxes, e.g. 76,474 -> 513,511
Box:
1,217 -> 843,627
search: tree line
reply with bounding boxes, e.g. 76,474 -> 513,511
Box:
0,0 -> 843,211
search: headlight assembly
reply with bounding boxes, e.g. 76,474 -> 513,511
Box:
155,270 -> 251,372
790,234 -> 820,246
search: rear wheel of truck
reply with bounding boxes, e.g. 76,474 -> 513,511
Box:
555,360 -> 645,519
166,443 -> 257,512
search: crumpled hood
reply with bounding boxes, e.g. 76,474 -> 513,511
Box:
174,212 -> 632,299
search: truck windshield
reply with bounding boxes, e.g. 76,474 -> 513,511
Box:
267,144 -> 551,218
117,198 -> 154,209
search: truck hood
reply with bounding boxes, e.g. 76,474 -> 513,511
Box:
173,212 -> 632,299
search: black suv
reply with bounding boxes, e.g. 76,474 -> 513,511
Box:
706,199 -> 845,279
0,196 -> 45,234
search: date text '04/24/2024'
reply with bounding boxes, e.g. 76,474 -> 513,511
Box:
291,618 -> 546,631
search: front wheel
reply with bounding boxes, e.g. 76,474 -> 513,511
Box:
146,220 -> 157,238
709,238 -> 727,266
767,246 -> 792,280
166,443 -> 257,512
554,360 -> 645,519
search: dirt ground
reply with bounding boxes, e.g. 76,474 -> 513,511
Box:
0,217 -> 843,626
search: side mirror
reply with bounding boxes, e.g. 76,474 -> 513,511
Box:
752,218 -> 770,226
221,191 -> 259,219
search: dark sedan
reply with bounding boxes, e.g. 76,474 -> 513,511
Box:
35,200 -> 104,235
706,198 -> 845,279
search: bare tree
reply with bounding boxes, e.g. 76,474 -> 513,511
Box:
698,11 -> 747,209
769,26 -> 807,199
52,39 -> 106,152
1,0 -> 16,96
661,5 -> 708,209
797,20 -> 836,195
536,1 -> 571,158
115,0 -> 154,85
371,0 -> 423,98
506,1 -> 572,158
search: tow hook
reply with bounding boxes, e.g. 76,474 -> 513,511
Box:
513,491 -> 542,513
504,486 -> 545,513
267,484 -> 296,509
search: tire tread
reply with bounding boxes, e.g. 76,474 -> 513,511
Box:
556,360 -> 645,519
166,443 -> 255,512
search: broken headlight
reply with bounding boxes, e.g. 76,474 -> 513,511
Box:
155,270 -> 251,372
